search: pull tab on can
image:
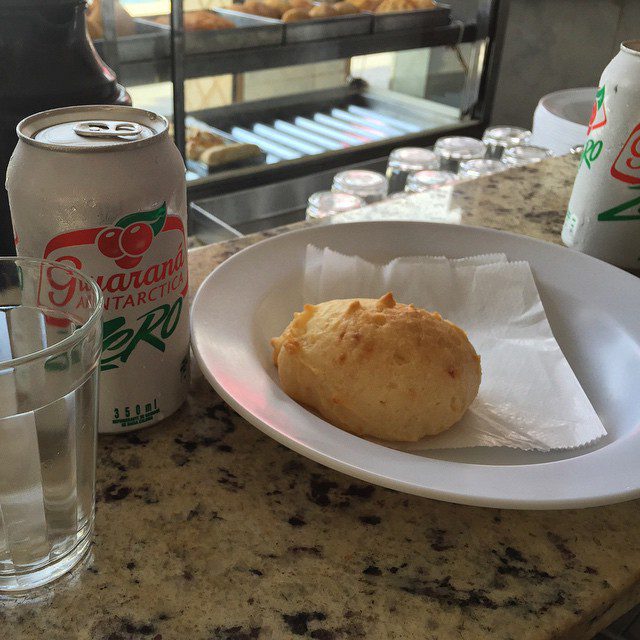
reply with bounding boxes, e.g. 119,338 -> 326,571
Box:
74,121 -> 143,139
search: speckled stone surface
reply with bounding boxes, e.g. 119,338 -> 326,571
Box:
3,156 -> 640,640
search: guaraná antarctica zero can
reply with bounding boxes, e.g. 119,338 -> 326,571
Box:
562,40 -> 640,272
6,105 -> 190,433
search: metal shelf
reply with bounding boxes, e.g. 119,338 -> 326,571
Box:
186,119 -> 484,200
97,22 -> 477,85
93,0 -> 507,225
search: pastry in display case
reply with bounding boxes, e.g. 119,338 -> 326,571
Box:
174,124 -> 264,174
222,0 -> 441,19
86,0 -> 500,238
230,0 -> 282,18
375,0 -> 437,12
154,11 -> 236,31
281,8 -> 312,21
86,0 -> 136,39
332,2 -> 360,16
351,0 -> 382,10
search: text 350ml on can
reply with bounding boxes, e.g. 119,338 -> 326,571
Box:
6,105 -> 190,433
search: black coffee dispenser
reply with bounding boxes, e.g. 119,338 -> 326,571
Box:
0,0 -> 130,255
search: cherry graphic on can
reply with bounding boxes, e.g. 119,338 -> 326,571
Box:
96,203 -> 166,269
97,227 -> 124,259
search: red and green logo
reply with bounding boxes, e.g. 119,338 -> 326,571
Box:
96,203 -> 166,270
39,202 -> 188,368
587,86 -> 607,135
610,122 -> 640,185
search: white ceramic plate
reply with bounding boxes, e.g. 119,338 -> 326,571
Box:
191,221 -> 640,509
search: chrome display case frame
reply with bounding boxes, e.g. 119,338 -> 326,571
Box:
93,0 -> 508,201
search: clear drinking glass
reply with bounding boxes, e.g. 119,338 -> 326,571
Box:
434,136 -> 487,173
0,257 -> 103,591
482,126 -> 532,159
502,145 -> 553,167
306,191 -> 365,220
458,158 -> 507,179
385,147 -> 439,193
405,170 -> 458,193
331,169 -> 388,203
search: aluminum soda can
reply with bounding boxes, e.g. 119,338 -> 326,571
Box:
6,105 -> 190,433
562,40 -> 640,272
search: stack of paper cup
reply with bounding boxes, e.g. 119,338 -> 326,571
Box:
530,88 -> 595,155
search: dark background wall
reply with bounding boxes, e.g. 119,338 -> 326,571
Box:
490,0 -> 640,128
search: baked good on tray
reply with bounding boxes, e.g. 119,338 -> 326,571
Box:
228,0 -> 363,19
350,0 -> 382,11
230,0 -> 282,18
271,293 -> 481,442
181,126 -> 261,168
308,3 -> 339,17
376,0 -> 436,11
332,2 -> 360,15
86,0 -> 135,39
282,8 -> 310,21
264,0 -> 291,15
199,143 -> 262,167
155,11 -> 236,30
185,130 -> 225,161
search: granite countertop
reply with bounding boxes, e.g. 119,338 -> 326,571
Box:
3,155 -> 640,640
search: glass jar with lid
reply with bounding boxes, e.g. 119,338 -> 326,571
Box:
405,170 -> 458,193
459,158 -> 507,179
306,191 -> 365,220
386,147 -> 438,193
332,169 -> 388,203
502,145 -> 552,167
482,126 -> 532,159
434,136 -> 487,173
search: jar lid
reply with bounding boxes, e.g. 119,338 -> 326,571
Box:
332,170 -> 388,196
388,147 -> 438,171
502,145 -> 552,166
459,159 -> 506,178
434,136 -> 487,161
307,191 -> 364,218
406,170 -> 458,192
482,126 -> 531,148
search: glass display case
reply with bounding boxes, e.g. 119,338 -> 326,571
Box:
91,0 -> 507,239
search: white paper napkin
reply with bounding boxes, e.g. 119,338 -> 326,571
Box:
303,245 -> 607,451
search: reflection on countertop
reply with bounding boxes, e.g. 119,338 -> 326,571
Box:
325,156 -> 576,238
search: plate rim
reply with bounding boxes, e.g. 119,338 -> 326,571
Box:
191,220 -> 640,510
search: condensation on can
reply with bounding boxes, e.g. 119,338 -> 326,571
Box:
6,105 -> 190,433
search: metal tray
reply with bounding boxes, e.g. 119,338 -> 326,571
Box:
139,10 -> 283,55
185,117 -> 267,177
283,12 -> 372,43
208,9 -> 284,51
94,18 -> 170,60
370,3 -> 450,33
185,83 -> 466,180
